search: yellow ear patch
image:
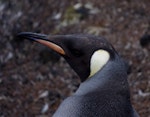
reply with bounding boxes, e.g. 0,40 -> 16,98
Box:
89,49 -> 110,77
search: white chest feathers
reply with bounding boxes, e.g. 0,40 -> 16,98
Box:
89,49 -> 110,77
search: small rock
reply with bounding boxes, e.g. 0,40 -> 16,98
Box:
6,52 -> 13,61
39,90 -> 49,99
36,73 -> 44,81
53,13 -> 62,20
125,43 -> 131,50
74,3 -> 82,10
140,34 -> 150,47
0,4 -> 5,12
138,90 -> 150,97
41,103 -> 49,114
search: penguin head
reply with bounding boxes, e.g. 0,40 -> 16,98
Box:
18,32 -> 118,82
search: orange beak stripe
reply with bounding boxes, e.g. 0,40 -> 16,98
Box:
37,39 -> 65,55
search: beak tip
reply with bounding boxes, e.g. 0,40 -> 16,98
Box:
17,32 -> 29,37
17,32 -> 47,41
17,32 -> 32,40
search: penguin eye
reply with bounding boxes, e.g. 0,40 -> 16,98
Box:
71,49 -> 82,57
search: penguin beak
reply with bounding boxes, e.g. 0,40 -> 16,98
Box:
17,32 -> 65,55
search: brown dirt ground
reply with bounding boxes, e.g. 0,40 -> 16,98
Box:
0,0 -> 150,117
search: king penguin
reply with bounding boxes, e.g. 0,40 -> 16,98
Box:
18,32 -> 139,117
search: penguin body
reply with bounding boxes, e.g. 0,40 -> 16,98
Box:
18,32 -> 139,117
53,55 -> 134,117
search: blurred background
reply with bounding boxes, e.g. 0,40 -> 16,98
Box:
0,0 -> 150,117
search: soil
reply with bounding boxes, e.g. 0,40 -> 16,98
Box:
0,0 -> 150,117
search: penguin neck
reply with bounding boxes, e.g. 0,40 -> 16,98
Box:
75,55 -> 129,96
